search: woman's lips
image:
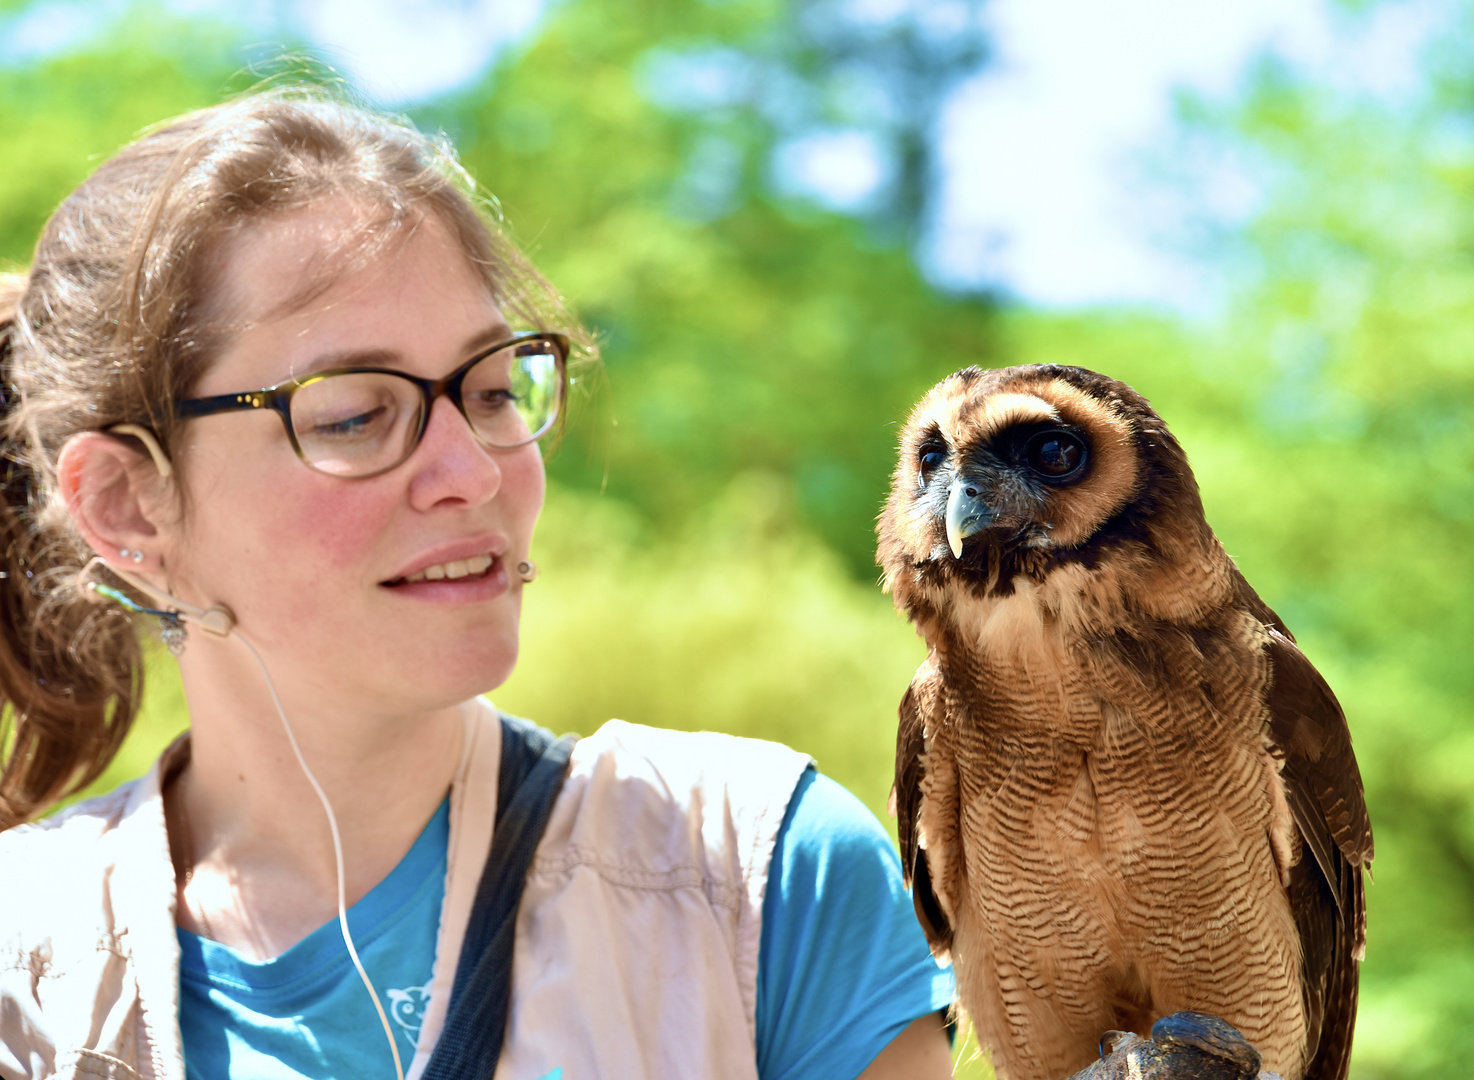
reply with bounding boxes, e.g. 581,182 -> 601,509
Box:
384,533 -> 511,585
394,552 -> 494,584
383,556 -> 510,600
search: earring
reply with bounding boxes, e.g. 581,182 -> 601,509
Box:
118,548 -> 143,564
157,614 -> 188,656
515,559 -> 538,583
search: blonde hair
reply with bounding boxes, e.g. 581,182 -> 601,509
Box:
0,88 -> 582,827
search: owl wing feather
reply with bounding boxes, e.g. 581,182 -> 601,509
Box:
1260,620 -> 1373,1080
895,654 -> 953,954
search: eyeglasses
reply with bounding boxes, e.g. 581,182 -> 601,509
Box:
174,332 -> 568,479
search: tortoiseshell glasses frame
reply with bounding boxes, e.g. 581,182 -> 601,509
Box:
172,331 -> 569,479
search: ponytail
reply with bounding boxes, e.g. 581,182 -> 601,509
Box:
0,273 -> 144,830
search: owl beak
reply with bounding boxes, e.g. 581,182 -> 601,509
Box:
945,480 -> 993,559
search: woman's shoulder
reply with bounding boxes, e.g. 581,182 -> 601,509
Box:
570,719 -> 811,790
0,780 -> 140,863
563,720 -> 811,827
0,777 -> 176,1080
532,718 -> 812,891
0,778 -> 152,935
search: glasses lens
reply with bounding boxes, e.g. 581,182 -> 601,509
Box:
289,373 -> 422,476
462,336 -> 563,447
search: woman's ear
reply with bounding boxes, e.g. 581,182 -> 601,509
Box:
56,431 -> 175,570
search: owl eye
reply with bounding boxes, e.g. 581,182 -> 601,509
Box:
918,443 -> 946,481
1024,430 -> 1088,483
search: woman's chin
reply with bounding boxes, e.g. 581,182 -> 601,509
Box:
321,630 -> 519,716
437,637 -> 520,702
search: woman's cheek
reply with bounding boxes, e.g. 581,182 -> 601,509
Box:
302,491 -> 396,569
246,471 -> 392,571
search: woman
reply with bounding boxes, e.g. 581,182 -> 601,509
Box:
0,91 -> 954,1079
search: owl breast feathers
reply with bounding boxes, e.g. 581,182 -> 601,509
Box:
877,364 -> 1372,1080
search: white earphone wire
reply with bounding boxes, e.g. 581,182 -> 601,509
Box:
231,629 -> 407,1080
90,557 -> 408,1080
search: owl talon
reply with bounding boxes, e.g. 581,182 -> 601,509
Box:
1097,1030 -> 1131,1060
1066,1013 -> 1264,1080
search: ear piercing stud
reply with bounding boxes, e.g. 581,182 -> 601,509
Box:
515,559 -> 538,583
119,548 -> 144,564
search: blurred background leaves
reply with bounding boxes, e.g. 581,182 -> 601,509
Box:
3,0 -> 1470,1075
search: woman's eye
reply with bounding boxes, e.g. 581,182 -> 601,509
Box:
311,406 -> 390,440
1024,430 -> 1088,482
466,388 -> 518,414
918,445 -> 946,480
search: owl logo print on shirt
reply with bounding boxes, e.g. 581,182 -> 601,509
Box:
386,984 -> 431,1050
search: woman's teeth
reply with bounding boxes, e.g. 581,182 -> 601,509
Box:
402,554 -> 494,583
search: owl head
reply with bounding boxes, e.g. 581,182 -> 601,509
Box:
878,364 -> 1227,628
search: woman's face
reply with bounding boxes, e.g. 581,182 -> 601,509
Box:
165,203 -> 544,712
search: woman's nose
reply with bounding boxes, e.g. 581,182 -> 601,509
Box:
405,396 -> 503,510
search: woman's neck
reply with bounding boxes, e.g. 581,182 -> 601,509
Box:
166,636 -> 465,961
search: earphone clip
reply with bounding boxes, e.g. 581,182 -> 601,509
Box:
87,576 -> 191,655
80,556 -> 236,650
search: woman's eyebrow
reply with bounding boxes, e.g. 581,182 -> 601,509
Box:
289,347 -> 402,380
460,323 -> 515,356
287,325 -> 513,380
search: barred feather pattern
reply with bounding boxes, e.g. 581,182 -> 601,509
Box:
928,596 -> 1305,1079
881,364 -> 1370,1080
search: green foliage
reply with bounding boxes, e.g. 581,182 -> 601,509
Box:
1151,36 -> 1474,1076
494,476 -> 925,825
417,0 -> 1000,573
66,643 -> 190,808
6,0 -> 1474,1077
0,14 -> 249,265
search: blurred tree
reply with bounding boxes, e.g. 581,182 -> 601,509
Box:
0,13 -> 288,266
1113,19 -> 1474,1076
635,0 -> 990,238
418,0 -> 998,573
3,2 -> 1473,1079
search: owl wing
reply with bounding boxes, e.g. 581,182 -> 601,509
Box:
1262,625 -> 1374,1080
894,653 -> 954,954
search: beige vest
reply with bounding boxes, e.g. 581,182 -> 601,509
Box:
0,701 -> 811,1080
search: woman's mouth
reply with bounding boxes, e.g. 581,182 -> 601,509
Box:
394,553 -> 495,584
383,552 -> 512,600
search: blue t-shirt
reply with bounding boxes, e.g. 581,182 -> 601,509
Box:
178,769 -> 953,1079
756,768 -> 954,1079
177,800 -> 449,1079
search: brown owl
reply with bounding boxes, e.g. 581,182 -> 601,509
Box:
877,364 -> 1373,1080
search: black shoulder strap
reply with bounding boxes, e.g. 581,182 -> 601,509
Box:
420,713 -> 576,1080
